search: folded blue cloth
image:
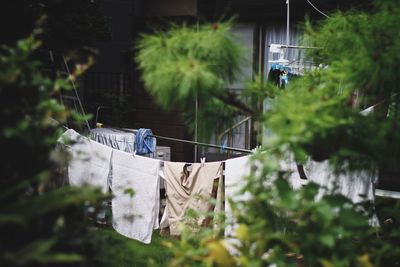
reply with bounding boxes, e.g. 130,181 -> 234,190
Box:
135,128 -> 156,155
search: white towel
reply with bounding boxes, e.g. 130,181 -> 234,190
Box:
305,160 -> 376,204
61,129 -> 112,193
111,150 -> 160,244
278,154 -> 305,190
225,156 -> 252,237
90,128 -> 136,153
305,160 -> 379,226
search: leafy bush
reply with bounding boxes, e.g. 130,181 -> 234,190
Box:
0,27 -> 112,266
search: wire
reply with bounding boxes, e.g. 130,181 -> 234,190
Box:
305,0 -> 330,18
62,56 -> 91,131
120,127 -> 253,154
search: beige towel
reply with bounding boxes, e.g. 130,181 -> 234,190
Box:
163,161 -> 222,236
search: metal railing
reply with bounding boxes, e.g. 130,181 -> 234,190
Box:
218,116 -> 252,155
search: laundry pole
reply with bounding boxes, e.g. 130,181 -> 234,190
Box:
194,18 -> 200,163
194,93 -> 198,162
286,0 -> 290,47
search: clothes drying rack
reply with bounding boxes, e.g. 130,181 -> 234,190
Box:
117,127 -> 253,154
51,117 -> 252,154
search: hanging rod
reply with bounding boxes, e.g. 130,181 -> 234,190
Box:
120,128 -> 252,154
268,44 -> 321,49
51,117 -> 252,154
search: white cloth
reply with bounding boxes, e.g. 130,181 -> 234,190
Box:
111,150 -> 160,244
305,160 -> 376,203
304,160 -> 379,226
278,154 -> 305,190
224,155 -> 303,236
90,127 -> 157,158
61,129 -> 112,193
90,128 -> 136,153
224,156 -> 252,237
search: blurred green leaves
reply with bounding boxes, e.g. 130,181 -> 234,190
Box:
0,28 -> 112,266
136,21 -> 242,107
136,21 -> 256,139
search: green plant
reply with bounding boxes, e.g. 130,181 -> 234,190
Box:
0,26 -> 111,266
136,21 -> 254,139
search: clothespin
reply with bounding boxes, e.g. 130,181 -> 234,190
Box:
200,157 -> 206,167
251,145 -> 262,153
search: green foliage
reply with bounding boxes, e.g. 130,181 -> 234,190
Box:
0,29 -> 111,266
136,21 -> 242,107
265,0 -> 400,171
136,21 -> 254,139
88,230 -> 171,267
303,0 -> 400,109
163,153 -> 400,267
230,154 -> 379,267
164,226 -> 235,267
0,26 -> 174,267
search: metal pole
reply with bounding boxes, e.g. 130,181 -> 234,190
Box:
194,94 -> 198,162
121,128 -> 252,154
268,44 -> 320,50
62,56 -> 91,131
286,0 -> 290,47
194,18 -> 200,162
153,133 -> 252,154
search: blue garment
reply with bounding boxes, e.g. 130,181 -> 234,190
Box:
135,128 -> 156,155
270,63 -> 291,73
280,72 -> 289,87
270,64 -> 293,88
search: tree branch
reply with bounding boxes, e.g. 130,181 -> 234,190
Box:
214,91 -> 256,116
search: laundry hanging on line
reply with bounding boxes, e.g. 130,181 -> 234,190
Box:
60,129 -> 113,194
60,129 -> 226,243
224,156 -> 252,237
111,147 -> 160,244
90,127 -> 157,158
59,129 -> 380,244
304,160 -> 380,227
90,127 -> 136,154
160,161 -> 223,236
135,128 -> 156,155
60,129 -> 161,243
268,63 -> 300,88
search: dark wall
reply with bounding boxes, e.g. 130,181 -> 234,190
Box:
89,0 -> 133,73
83,0 -> 135,129
197,0 -> 371,22
142,0 -> 197,17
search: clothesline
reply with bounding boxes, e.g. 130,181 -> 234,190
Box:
49,117 -> 252,154
52,97 -> 387,156
119,128 -> 253,154
268,44 -> 321,49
